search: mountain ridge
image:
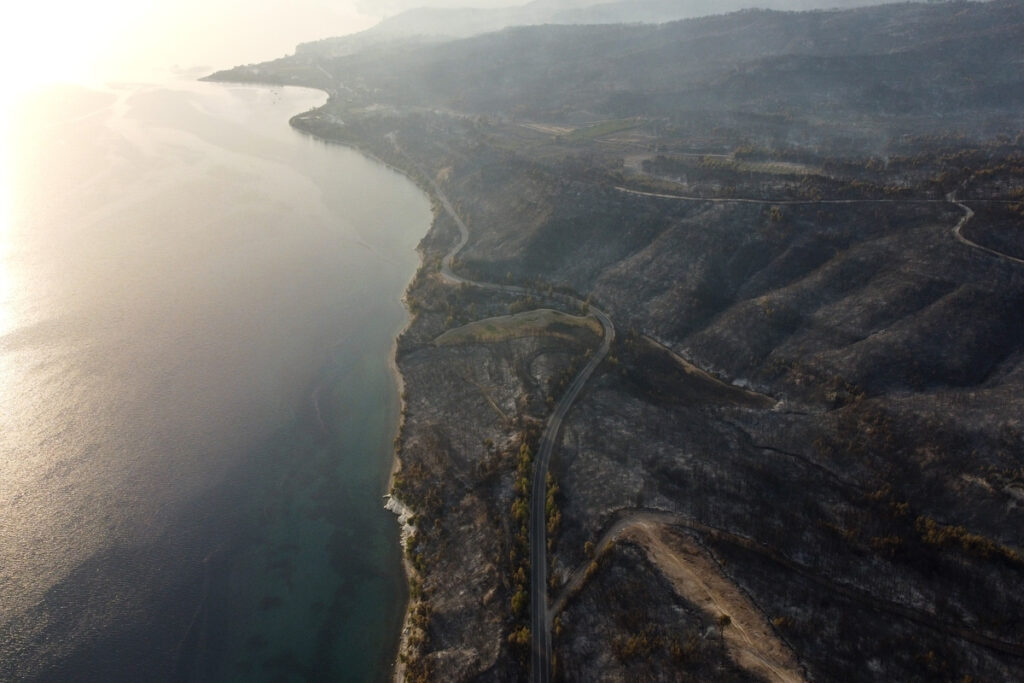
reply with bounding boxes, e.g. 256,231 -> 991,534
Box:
296,0 -> 921,57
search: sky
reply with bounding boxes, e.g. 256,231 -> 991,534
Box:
0,0 -> 528,91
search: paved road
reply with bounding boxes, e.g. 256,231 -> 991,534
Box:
617,184 -> 1024,266
420,160 -> 1022,679
948,191 -> 1024,266
613,185 -> 942,205
528,303 -> 613,683
412,150 -> 615,682
422,162 -> 1022,680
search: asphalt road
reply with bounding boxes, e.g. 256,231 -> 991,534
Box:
421,157 -> 1020,680
948,191 -> 1024,266
527,303 -> 613,683
417,151 -> 1020,680
617,184 -> 1024,266
417,155 -> 615,682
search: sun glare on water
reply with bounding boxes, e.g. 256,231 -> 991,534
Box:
1,0 -> 148,228
2,2 -> 156,93
0,0 -> 379,320
2,0 -> 133,326
2,0 -> 381,96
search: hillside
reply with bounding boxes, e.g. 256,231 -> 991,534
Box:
208,1 -> 1024,680
293,0 -> 922,57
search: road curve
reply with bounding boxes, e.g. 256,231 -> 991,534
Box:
616,185 -> 1024,265
407,157 -> 1024,682
422,167 -> 1021,681
948,191 -> 1024,266
528,304 -> 613,683
405,146 -> 615,682
613,185 -> 943,205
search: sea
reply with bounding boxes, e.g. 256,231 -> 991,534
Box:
0,78 -> 430,681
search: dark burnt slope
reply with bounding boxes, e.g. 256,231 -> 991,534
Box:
207,2 -> 1024,680
304,1 -> 1024,118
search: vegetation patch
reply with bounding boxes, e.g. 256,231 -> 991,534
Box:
434,308 -> 601,346
565,118 -> 641,141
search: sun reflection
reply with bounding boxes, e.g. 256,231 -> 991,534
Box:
1,0 -> 379,97
1,2 -> 141,93
0,0 -> 381,341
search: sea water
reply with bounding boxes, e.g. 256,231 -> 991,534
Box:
0,79 -> 429,681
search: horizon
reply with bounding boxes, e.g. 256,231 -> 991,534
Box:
0,0 -> 912,95
0,0 -> 540,95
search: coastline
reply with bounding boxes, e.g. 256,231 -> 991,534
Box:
285,87 -> 436,683
383,489 -> 416,683
206,77 -> 434,682
314,137 -> 434,683
356,153 -> 437,683
385,253 -> 425,683
284,86 -> 438,683
385,257 -> 424,496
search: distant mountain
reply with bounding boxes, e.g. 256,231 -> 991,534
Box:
277,0 -> 1021,125
297,0 -> 918,57
212,0 -> 1024,128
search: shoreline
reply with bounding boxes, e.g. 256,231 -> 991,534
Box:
278,83 -> 438,683
385,251 -> 425,683
207,76 -> 435,682
207,75 -> 502,680
291,88 -> 435,683
361,151 -> 437,683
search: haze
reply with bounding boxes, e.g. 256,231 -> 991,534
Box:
0,0 -> 520,95
0,0 -> 909,92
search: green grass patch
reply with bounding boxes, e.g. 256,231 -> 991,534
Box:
434,308 -> 601,346
565,118 -> 640,141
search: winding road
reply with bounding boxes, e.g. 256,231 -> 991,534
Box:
948,191 -> 1024,266
615,185 -> 1024,266
405,147 -> 615,682
613,185 -> 940,206
405,145 -> 1020,681
528,305 -> 613,683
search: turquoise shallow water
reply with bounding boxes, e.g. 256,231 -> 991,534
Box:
0,79 -> 428,681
